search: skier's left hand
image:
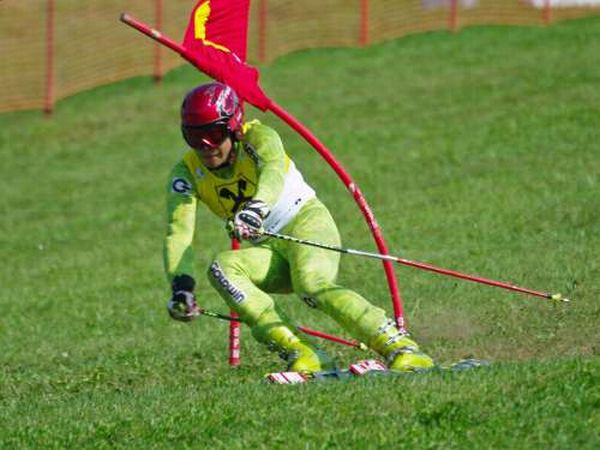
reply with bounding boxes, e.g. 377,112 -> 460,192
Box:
167,274 -> 200,322
231,200 -> 270,240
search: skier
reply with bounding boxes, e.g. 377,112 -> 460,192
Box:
165,81 -> 434,374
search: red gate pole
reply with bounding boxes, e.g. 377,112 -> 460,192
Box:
228,239 -> 241,366
258,0 -> 268,63
44,0 -> 55,116
154,0 -> 164,82
360,0 -> 369,47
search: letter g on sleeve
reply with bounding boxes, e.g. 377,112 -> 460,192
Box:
171,177 -> 193,196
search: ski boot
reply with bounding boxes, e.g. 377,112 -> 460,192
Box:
371,320 -> 435,372
263,325 -> 336,374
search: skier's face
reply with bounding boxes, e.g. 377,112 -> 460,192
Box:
197,136 -> 233,169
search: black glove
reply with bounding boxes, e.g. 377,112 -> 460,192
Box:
167,274 -> 200,322
230,199 -> 270,240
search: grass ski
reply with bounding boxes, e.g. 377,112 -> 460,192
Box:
265,359 -> 490,384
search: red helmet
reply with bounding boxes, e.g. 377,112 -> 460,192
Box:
181,82 -> 243,150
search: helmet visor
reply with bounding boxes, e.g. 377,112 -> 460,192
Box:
182,123 -> 229,150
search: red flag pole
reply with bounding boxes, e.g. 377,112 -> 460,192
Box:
121,14 -> 185,57
119,12 -> 406,333
153,0 -> 164,82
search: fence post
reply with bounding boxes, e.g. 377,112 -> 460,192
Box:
154,0 -> 164,82
360,0 -> 369,47
543,0 -> 552,25
258,0 -> 268,63
44,0 -> 55,116
448,0 -> 458,32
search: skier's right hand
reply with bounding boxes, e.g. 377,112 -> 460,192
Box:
231,199 -> 270,241
167,274 -> 200,322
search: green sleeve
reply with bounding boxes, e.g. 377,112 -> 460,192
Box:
163,160 -> 197,284
245,123 -> 287,207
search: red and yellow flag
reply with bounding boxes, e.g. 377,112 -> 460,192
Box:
182,0 -> 271,111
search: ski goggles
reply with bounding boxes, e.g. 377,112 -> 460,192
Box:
182,123 -> 230,150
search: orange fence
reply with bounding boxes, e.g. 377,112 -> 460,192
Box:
1,0 -> 598,114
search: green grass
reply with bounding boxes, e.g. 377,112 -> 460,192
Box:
1,17 -> 600,448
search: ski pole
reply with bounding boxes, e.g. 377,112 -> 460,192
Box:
260,231 -> 570,303
196,309 -> 367,350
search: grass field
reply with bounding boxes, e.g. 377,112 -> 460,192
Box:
1,16 -> 600,449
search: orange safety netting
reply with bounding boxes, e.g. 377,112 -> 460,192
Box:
1,0 -> 598,113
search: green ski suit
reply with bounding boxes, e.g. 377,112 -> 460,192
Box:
164,120 -> 428,369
